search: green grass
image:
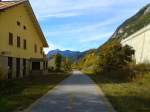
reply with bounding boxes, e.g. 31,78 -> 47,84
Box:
87,72 -> 150,112
0,73 -> 70,112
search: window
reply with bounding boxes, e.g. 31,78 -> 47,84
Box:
17,21 -> 20,26
34,44 -> 37,53
23,26 -> 26,30
9,32 -> 13,45
23,39 -> 26,49
17,36 -> 20,48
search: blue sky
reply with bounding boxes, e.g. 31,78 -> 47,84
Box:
16,0 -> 150,53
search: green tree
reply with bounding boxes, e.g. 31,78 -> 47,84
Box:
55,54 -> 62,71
96,40 -> 135,73
63,57 -> 72,71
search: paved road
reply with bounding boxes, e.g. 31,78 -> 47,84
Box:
24,71 -> 116,112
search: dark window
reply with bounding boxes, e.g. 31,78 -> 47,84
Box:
9,32 -> 13,45
17,21 -> 20,26
23,39 -> 27,49
17,36 -> 21,48
34,44 -> 37,53
23,26 -> 26,30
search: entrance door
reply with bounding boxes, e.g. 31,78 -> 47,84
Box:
16,58 -> 20,78
8,57 -> 13,79
23,59 -> 26,77
32,62 -> 40,70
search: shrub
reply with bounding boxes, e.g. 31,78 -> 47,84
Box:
91,39 -> 137,81
48,66 -> 54,72
63,58 -> 72,72
128,63 -> 150,80
96,40 -> 135,75
133,63 -> 150,73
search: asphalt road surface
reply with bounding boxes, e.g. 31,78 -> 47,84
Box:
24,71 -> 116,112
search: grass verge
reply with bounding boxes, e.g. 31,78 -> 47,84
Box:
0,73 -> 70,112
86,72 -> 150,112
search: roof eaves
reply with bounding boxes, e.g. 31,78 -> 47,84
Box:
0,0 -> 26,11
0,0 -> 49,47
25,1 -> 49,47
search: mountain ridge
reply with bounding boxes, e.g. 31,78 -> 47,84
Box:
76,3 -> 150,70
47,49 -> 83,61
111,3 -> 150,40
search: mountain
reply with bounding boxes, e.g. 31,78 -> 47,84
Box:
47,49 -> 83,61
76,3 -> 150,70
111,3 -> 150,40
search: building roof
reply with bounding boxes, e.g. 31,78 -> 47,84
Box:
0,0 -> 48,47
0,0 -> 25,10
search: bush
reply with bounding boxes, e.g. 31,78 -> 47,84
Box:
96,40 -> 135,74
103,63 -> 150,81
133,63 -> 150,73
128,63 -> 150,80
48,66 -> 54,72
62,58 -> 72,72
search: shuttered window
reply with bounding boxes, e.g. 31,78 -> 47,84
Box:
9,32 -> 13,45
17,36 -> 20,48
23,39 -> 27,49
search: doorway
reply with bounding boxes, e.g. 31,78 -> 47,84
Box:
8,57 -> 13,79
32,62 -> 40,70
23,59 -> 26,77
16,58 -> 20,78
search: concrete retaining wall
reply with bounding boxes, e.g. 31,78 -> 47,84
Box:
121,24 -> 150,64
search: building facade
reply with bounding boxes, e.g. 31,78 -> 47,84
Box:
0,0 -> 48,79
121,24 -> 150,64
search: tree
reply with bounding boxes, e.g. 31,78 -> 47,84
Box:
55,54 -> 62,71
95,40 -> 135,74
63,57 -> 72,71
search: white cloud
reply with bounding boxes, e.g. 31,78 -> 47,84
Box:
39,12 -> 82,18
29,0 -> 111,18
44,43 -> 66,54
44,14 -> 127,39
28,0 -> 147,19
79,32 -> 112,43
3,0 -> 149,19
